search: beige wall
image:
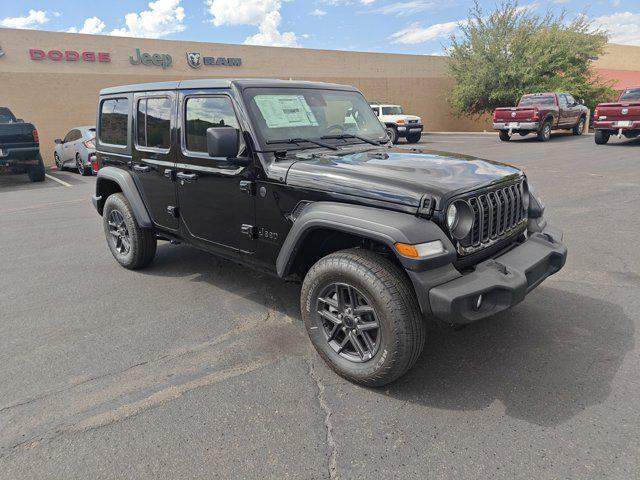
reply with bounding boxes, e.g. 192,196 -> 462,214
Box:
0,28 -> 637,166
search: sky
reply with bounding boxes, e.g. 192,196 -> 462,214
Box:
0,0 -> 638,55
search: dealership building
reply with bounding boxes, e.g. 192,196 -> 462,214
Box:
1,27 -> 639,166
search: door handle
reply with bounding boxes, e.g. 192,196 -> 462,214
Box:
133,164 -> 151,173
176,172 -> 198,183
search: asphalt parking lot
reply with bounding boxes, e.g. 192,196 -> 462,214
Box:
1,132 -> 639,479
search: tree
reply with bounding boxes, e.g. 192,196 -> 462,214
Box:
447,1 -> 617,116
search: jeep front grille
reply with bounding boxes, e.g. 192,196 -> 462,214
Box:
458,180 -> 527,255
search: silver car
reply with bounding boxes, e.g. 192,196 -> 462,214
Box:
54,126 -> 96,176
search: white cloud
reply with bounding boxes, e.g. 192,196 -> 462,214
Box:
390,20 -> 462,44
372,1 -> 435,16
110,0 -> 185,38
206,0 -> 299,47
360,0 -> 376,4
594,12 -> 640,46
310,9 -> 327,16
0,9 -> 49,29
67,17 -> 106,35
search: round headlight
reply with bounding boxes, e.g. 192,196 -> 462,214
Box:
447,200 -> 474,240
446,203 -> 458,230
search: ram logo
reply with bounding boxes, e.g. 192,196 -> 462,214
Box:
186,52 -> 201,69
511,111 -> 517,118
621,108 -> 629,115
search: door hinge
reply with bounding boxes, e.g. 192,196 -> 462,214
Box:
417,194 -> 435,219
167,205 -> 179,218
239,180 -> 255,196
241,224 -> 256,239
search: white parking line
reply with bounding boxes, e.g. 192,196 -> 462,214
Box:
45,173 -> 72,187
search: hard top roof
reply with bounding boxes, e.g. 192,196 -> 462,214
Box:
100,78 -> 360,96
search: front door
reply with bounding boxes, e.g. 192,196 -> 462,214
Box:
131,91 -> 179,232
176,91 -> 254,257
558,94 -> 573,127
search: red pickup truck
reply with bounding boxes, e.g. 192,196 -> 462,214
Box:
593,87 -> 640,144
493,92 -> 588,142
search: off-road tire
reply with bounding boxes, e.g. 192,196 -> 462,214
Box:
386,126 -> 399,144
537,120 -> 552,142
498,130 -> 511,142
573,116 -> 586,136
301,249 -> 425,387
594,129 -> 610,145
28,154 -> 45,182
406,132 -> 421,143
76,154 -> 91,176
103,193 -> 157,270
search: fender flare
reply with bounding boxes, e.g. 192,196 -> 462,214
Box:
93,166 -> 153,228
276,201 -> 456,277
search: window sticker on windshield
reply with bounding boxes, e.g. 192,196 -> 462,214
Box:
254,95 -> 319,128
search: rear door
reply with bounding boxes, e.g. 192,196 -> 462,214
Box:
62,129 -> 80,163
175,90 -> 255,257
131,91 -> 179,232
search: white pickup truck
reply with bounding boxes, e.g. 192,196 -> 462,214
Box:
370,103 -> 423,144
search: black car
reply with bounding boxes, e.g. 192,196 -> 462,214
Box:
0,107 -> 44,182
92,79 -> 567,386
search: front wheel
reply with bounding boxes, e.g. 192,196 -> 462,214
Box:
301,249 -> 425,387
54,153 -> 63,171
103,193 -> 157,270
498,130 -> 511,141
406,132 -> 421,143
594,129 -> 610,145
385,126 -> 399,144
573,116 -> 586,135
28,154 -> 45,182
537,120 -> 552,142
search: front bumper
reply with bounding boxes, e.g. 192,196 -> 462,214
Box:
396,124 -> 424,136
493,122 -> 539,131
410,224 -> 566,324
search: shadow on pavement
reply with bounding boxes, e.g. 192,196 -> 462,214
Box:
141,244 -> 634,428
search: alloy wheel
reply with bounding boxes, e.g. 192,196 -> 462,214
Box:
76,157 -> 85,175
107,210 -> 131,255
316,282 -> 381,363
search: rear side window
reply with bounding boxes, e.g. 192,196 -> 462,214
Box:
185,96 -> 240,154
0,108 -> 15,123
519,95 -> 555,107
100,98 -> 129,146
137,97 -> 172,150
620,88 -> 640,101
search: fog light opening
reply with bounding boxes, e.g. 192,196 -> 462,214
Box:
474,294 -> 483,311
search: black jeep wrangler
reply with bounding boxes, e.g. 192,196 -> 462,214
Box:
92,79 -> 566,386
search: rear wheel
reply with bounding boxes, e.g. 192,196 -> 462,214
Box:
76,154 -> 91,176
498,130 -> 511,142
406,132 -> 421,143
537,120 -> 552,142
385,126 -> 399,144
594,129 -> 610,145
573,116 -> 586,135
103,193 -> 157,270
301,249 -> 425,387
28,154 -> 45,182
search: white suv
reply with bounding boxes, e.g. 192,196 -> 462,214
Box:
370,103 -> 423,144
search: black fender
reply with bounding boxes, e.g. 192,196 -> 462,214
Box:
276,201 -> 456,277
92,166 -> 153,228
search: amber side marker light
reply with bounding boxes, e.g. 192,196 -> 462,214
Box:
394,240 -> 445,259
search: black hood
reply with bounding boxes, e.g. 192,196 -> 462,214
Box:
284,147 -> 524,210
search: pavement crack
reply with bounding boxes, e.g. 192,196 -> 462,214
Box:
308,357 -> 339,480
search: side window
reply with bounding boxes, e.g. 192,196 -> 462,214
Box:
558,94 -> 569,107
63,130 -> 75,143
137,97 -> 172,150
565,94 -> 576,106
100,98 -> 129,146
71,130 -> 82,141
184,96 -> 242,155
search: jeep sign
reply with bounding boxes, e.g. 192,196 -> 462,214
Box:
129,48 -> 172,69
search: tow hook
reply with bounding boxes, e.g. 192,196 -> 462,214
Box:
618,128 -> 623,139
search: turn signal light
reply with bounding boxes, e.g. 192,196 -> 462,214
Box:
594,108 -> 599,120
395,243 -> 419,257
532,108 -> 539,121
32,129 -> 39,143
396,119 -> 406,124
394,240 -> 445,259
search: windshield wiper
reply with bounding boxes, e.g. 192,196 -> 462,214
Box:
266,137 -> 338,151
321,134 -> 384,146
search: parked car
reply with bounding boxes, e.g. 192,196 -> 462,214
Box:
92,79 -> 566,386
370,102 -> 423,143
493,92 -> 588,142
54,126 -> 96,175
0,107 -> 44,182
593,87 -> 640,144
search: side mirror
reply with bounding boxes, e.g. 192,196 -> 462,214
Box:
206,127 -> 239,159
54,138 -> 62,144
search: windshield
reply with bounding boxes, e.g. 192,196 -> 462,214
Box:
0,108 -> 15,123
518,95 -> 556,107
381,106 -> 404,115
620,88 -> 640,102
244,87 -> 386,149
